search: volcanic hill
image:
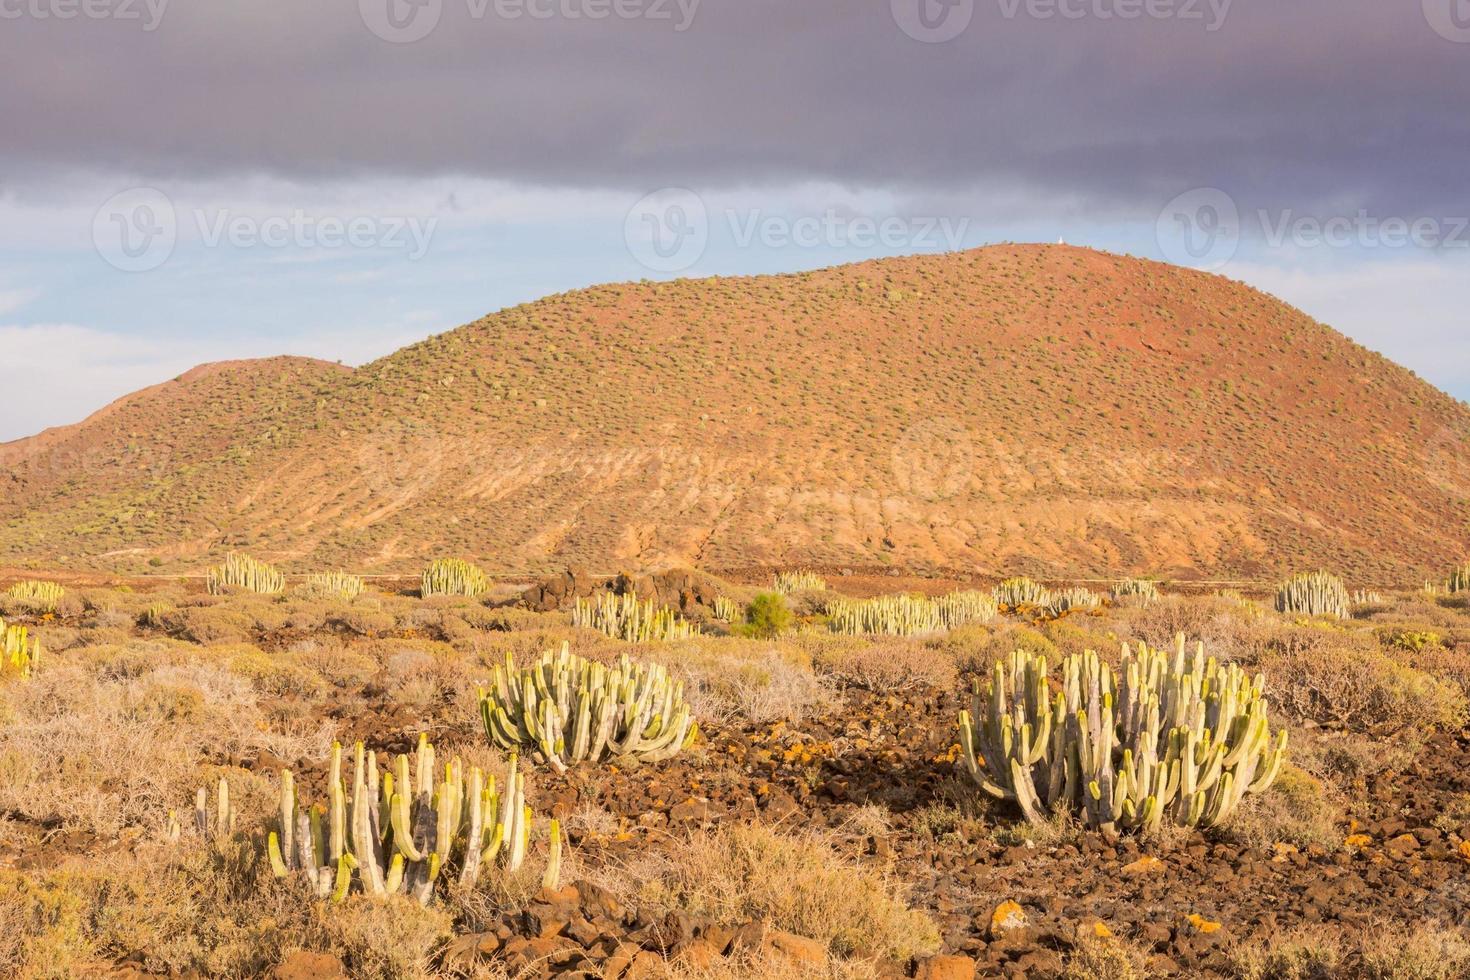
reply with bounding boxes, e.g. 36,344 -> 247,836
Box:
3,246 -> 1468,582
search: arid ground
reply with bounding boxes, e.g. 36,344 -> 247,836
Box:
4,568 -> 1470,980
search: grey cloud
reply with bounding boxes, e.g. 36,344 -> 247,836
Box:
1,0 -> 1467,218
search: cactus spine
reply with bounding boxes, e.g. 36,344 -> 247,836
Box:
6,580 -> 65,613
258,736 -> 548,905
571,592 -> 695,642
1275,571 -> 1349,619
421,558 -> 489,598
207,552 -> 285,595
480,642 -> 698,771
1,616 -> 41,678
958,635 -> 1287,834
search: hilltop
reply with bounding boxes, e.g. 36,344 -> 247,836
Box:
4,246 -> 1467,582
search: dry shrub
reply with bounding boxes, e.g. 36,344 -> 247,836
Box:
1240,623 -> 1466,733
222,644 -> 328,699
1223,764 -> 1342,850
1358,923 -> 1470,980
1115,595 -> 1257,657
653,638 -> 831,725
1288,727 -> 1419,790
660,949 -> 883,979
1062,934 -> 1154,979
1400,644 -> 1470,700
941,624 -> 1055,674
812,638 -> 957,691
0,857 -> 198,978
173,604 -> 256,644
609,823 -> 939,962
292,641 -> 381,688
1230,925 -> 1343,979
0,649 -> 286,836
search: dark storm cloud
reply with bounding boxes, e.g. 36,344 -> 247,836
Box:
2,0 -> 1467,215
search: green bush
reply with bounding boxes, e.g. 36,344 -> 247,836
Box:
737,592 -> 793,639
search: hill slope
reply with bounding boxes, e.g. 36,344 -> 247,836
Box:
4,246 -> 1468,581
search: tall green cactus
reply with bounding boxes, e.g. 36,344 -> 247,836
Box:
827,591 -> 997,636
6,580 -> 65,613
421,558 -> 489,598
207,552 -> 286,595
1111,578 -> 1160,607
571,592 -> 695,642
1448,563 -> 1470,595
1275,571 -> 1349,619
1,616 -> 41,679
303,572 -> 365,601
958,635 -> 1287,834
480,642 -> 698,772
1045,588 -> 1101,618
994,577 -> 1051,610
772,570 -> 827,594
228,736 -> 555,905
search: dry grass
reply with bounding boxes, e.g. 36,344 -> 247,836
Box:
602,822 -> 940,962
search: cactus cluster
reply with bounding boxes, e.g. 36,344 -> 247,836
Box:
933,590 -> 1002,629
421,558 -> 489,598
207,552 -> 286,596
6,580 -> 65,612
571,592 -> 695,642
993,577 -> 1050,610
303,572 -> 366,601
772,570 -> 827,594
258,737 -> 557,905
712,595 -> 740,622
1351,589 -> 1384,608
1111,578 -> 1160,606
960,636 -> 1286,834
1275,571 -> 1349,619
2,616 -> 41,678
1046,588 -> 1102,618
828,591 -> 997,636
1448,563 -> 1470,595
479,643 -> 698,771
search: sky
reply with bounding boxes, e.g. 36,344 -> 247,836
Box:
1,0 -> 1468,441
